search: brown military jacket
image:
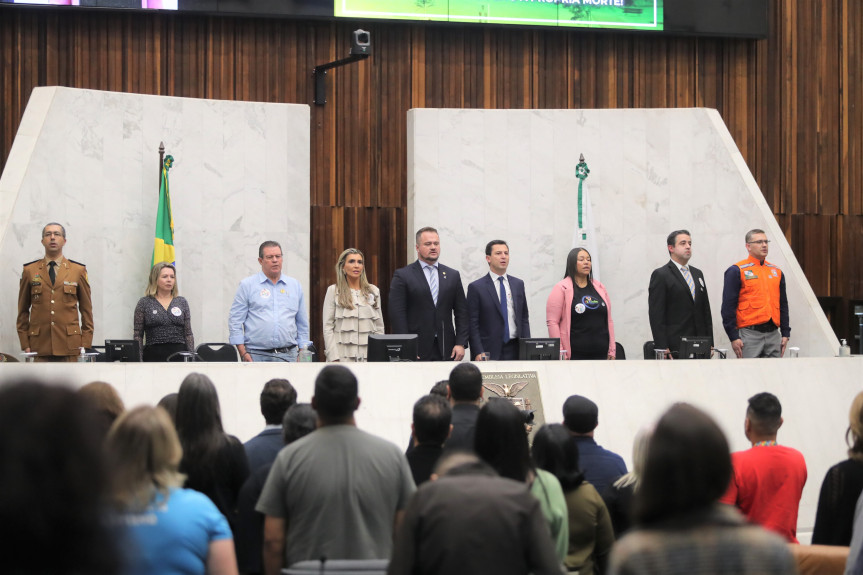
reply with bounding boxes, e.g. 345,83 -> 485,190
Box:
17,257 -> 94,356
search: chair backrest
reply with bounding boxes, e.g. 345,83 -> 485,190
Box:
167,351 -> 199,362
643,340 -> 655,359
283,560 -> 388,575
615,342 -> 626,360
195,343 -> 240,362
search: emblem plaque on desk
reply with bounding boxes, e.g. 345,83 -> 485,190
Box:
481,371 -> 545,440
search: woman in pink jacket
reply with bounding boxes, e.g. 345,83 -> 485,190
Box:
546,247 -> 616,360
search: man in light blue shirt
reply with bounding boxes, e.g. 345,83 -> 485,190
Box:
229,241 -> 309,362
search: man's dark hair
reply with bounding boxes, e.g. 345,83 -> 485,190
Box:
485,240 -> 508,256
635,403 -> 732,526
260,379 -> 297,425
313,365 -> 359,421
413,395 -> 452,446
258,240 -> 282,259
282,403 -> 317,444
415,226 -> 439,244
448,363 -> 483,402
429,380 -> 449,397
746,392 -> 783,436
666,229 -> 691,247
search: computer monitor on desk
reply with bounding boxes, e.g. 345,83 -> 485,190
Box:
678,337 -> 712,359
518,338 -> 560,361
104,340 -> 140,362
368,334 -> 418,362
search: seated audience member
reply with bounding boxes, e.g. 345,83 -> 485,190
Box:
77,380 -> 126,441
476,399 -> 569,561
604,426 -> 652,538
106,405 -> 238,575
236,404 -> 316,575
533,423 -> 614,574
257,365 -> 416,573
562,395 -> 627,499
609,403 -> 796,575
388,452 -> 564,575
429,379 -> 448,397
0,381 -> 122,574
720,392 -> 807,542
406,395 -> 452,485
158,392 -> 179,423
444,363 -> 484,451
813,390 -> 863,546
244,378 -> 298,472
175,373 -> 250,535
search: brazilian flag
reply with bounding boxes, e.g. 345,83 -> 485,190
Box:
152,155 -> 175,266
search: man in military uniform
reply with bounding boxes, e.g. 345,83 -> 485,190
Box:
17,223 -> 93,362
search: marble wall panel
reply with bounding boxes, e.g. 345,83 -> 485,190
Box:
408,108 -> 839,358
0,87 -> 310,355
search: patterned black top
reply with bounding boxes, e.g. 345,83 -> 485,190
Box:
133,296 -> 194,360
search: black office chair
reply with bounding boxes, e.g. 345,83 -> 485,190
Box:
167,351 -> 200,362
283,559 -> 388,575
615,342 -> 626,360
195,343 -> 240,362
643,340 -> 655,359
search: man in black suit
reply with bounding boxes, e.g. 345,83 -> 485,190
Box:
648,229 -> 714,358
389,227 -> 468,361
466,240 -> 530,360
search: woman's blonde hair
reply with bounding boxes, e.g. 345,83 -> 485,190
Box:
106,405 -> 185,511
334,248 -> 376,309
613,424 -> 653,491
848,391 -> 863,460
145,262 -> 178,298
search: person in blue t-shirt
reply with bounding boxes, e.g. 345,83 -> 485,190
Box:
106,405 -> 238,575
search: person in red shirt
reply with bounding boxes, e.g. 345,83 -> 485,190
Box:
720,392 -> 807,542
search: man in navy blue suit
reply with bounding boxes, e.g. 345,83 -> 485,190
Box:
466,240 -> 530,361
389,227 -> 468,361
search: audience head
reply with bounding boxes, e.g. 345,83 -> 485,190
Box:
77,381 -> 125,440
175,373 -> 225,462
745,391 -> 783,440
562,394 -> 599,434
0,381 -> 122,574
106,406 -> 184,511
312,365 -> 360,424
432,451 -> 497,480
412,395 -> 452,446
157,392 -> 179,423
475,399 -> 532,482
429,380 -> 449,398
260,378 -> 297,425
848,391 -> 863,460
448,363 -> 483,403
282,403 -> 317,444
532,423 -> 584,491
614,424 -> 653,490
635,403 -> 731,526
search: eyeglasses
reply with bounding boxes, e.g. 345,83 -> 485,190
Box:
747,240 -> 770,245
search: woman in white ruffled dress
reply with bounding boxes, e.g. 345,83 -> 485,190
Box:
323,248 -> 385,362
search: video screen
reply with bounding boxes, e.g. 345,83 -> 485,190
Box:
334,0 -> 664,30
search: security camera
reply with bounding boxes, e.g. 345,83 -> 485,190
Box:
350,29 -> 371,56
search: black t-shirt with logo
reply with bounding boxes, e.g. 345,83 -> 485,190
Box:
569,281 -> 609,356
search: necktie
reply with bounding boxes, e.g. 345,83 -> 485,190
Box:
48,261 -> 56,285
681,266 -> 695,299
427,265 -> 438,306
499,277 -> 510,343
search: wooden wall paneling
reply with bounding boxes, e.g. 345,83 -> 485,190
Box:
788,214 -> 835,296
777,0 -> 796,216
842,0 -> 863,216
816,1 -> 841,216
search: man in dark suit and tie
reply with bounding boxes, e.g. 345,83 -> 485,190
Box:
466,240 -> 530,360
389,227 -> 468,361
648,229 -> 713,358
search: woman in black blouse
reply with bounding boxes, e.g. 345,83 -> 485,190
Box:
133,262 -> 194,361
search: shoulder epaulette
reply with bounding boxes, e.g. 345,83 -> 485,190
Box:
22,259 -> 39,267
67,259 -> 86,267
739,263 -> 754,269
